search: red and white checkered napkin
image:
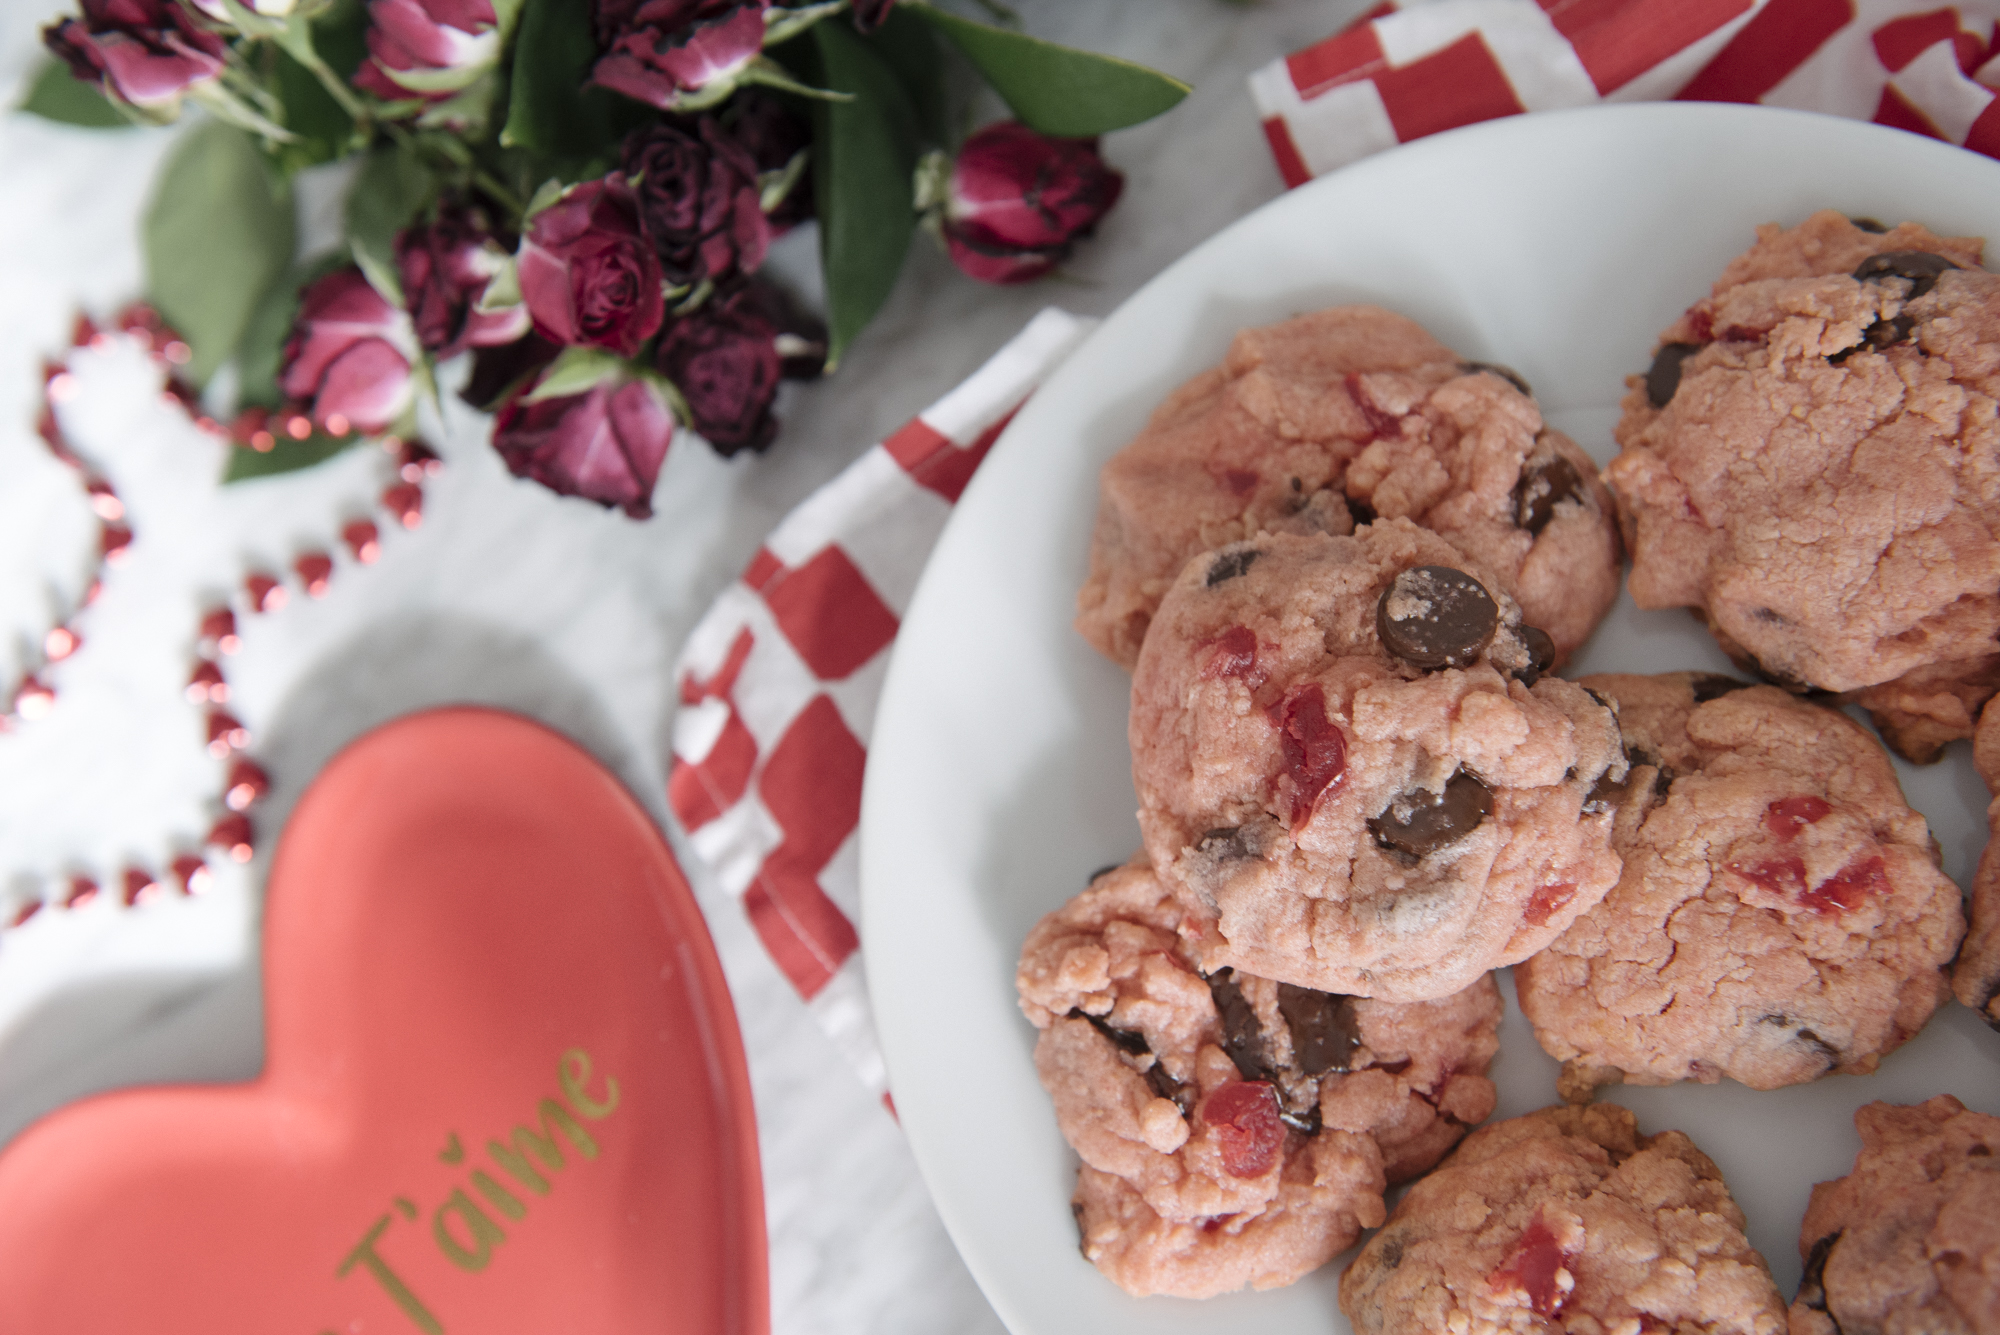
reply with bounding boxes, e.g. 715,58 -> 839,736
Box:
666,308 -> 1096,1097
1252,0 -> 2000,187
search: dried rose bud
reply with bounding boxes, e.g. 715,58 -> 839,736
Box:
728,91 -> 812,232
621,118 -> 770,287
277,268 -> 417,436
939,122 -> 1124,286
43,0 -> 227,110
353,0 -> 502,105
492,362 -> 676,517
397,202 -> 529,359
655,285 -> 786,456
590,0 -> 769,111
517,177 -> 665,358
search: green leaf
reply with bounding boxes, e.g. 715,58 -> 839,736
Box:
906,7 -> 1188,137
866,8 -> 948,146
269,44 -> 355,172
346,148 -> 437,306
522,345 -> 629,401
234,251 -> 349,410
812,22 -> 918,371
222,431 -> 361,482
144,122 -> 297,386
500,0 -> 647,162
18,59 -> 129,129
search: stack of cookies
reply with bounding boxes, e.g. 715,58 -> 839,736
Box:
1016,213 -> 1999,1334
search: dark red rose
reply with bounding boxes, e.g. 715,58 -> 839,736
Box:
277,268 -> 416,435
728,90 -> 812,232
353,0 -> 501,105
590,0 -> 768,111
517,177 -> 665,357
44,0 -> 227,108
851,0 -> 894,32
621,118 -> 770,288
492,370 -> 676,518
942,122 -> 1124,285
655,286 -> 784,456
397,203 -> 529,359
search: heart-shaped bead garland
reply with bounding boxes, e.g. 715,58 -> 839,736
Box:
3,305 -> 440,925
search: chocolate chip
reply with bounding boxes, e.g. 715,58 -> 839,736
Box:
1077,1009 -> 1150,1057
1752,606 -> 1789,625
1513,456 -> 1584,536
1850,216 -> 1888,234
1377,1235 -> 1405,1271
1797,1231 -> 1841,1318
1831,313 -> 1919,364
1459,360 -> 1532,396
1582,769 -> 1630,815
1276,984 -> 1361,1075
1515,626 -> 1555,687
1278,1104 -> 1321,1136
1369,769 -> 1494,857
1653,766 -> 1676,799
1853,250 -> 1960,300
1645,342 -> 1703,408
1145,1064 -> 1195,1117
1198,827 -> 1250,860
1346,497 -> 1377,528
1376,566 -> 1499,669
1206,968 -> 1274,1083
1689,673 -> 1750,702
1972,1144 -> 1993,1157
1206,548 -> 1261,588
1795,1028 -> 1840,1068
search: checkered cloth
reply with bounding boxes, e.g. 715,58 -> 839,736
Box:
1252,0 -> 2000,187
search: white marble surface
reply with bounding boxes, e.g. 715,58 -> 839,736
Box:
0,2 -> 1377,1330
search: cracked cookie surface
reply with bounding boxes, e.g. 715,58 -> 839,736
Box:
1952,697 -> 2000,1030
1076,305 -> 1619,670
1791,1096 -> 2000,1335
1339,1102 -> 1786,1335
1605,210 -> 2000,761
1016,860 -> 1501,1298
1516,672 -> 1963,1098
1130,521 -> 1625,1002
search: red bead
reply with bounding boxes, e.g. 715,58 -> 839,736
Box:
186,659 -> 227,704
394,438 -> 442,483
342,519 -> 381,564
100,522 -> 134,564
43,627 -> 79,661
199,607 -> 241,655
10,899 -> 42,927
207,813 -> 254,863
295,552 -> 333,597
64,876 -> 99,909
84,477 -> 123,521
223,757 -> 269,812
81,578 -> 103,607
206,710 -> 248,758
69,313 -> 99,348
122,868 -> 161,906
381,481 -> 423,529
170,853 -> 210,895
245,572 -> 287,614
162,377 -> 199,413
13,677 -> 55,721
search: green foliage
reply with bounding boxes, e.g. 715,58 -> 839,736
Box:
144,122 -> 297,386
346,149 -> 438,305
867,8 -> 949,146
908,7 -> 1189,138
18,59 -> 129,129
501,0 -> 646,168
811,23 -> 918,371
235,250 -> 352,410
222,431 -> 361,482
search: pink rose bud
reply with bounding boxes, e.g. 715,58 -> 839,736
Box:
621,118 -> 770,287
43,0 -> 228,109
397,202 -> 530,359
517,177 -> 666,358
590,0 -> 769,111
353,0 -> 501,104
492,366 -> 676,518
942,122 -> 1124,286
277,268 -> 417,436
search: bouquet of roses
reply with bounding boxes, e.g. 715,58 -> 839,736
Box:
26,0 -> 1185,516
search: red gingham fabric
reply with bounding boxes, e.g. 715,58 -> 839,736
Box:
1251,0 -> 2000,187
666,310 -> 1095,1095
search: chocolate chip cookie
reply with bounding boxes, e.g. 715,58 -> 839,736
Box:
1792,1096 -> 2000,1335
1952,696 -> 2000,1030
1130,521 -> 1626,1003
1075,305 -> 1620,670
1606,210 -> 2000,762
1516,672 -> 1964,1099
1340,1102 -> 1785,1335
1016,860 -> 1502,1298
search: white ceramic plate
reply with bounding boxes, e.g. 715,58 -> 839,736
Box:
860,103 -> 2000,1335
